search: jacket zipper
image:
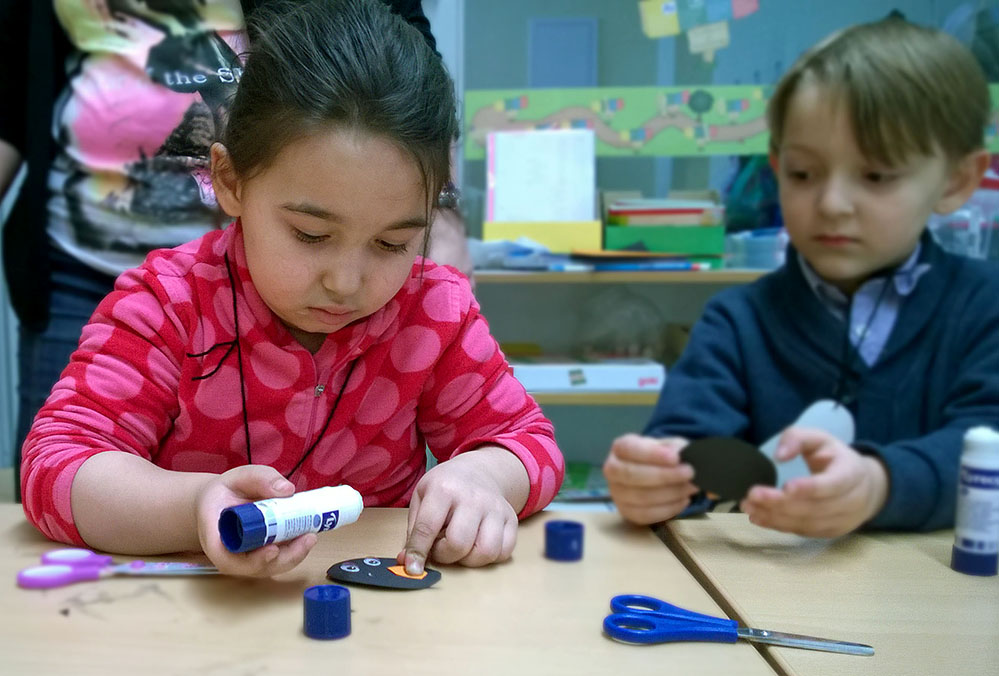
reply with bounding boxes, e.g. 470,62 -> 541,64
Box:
303,374 -> 329,453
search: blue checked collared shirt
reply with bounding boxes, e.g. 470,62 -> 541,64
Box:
798,244 -> 931,366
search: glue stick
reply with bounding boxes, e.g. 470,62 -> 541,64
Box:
219,485 -> 363,553
951,427 -> 999,576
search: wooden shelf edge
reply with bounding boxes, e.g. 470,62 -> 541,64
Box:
475,269 -> 764,284
529,392 -> 658,406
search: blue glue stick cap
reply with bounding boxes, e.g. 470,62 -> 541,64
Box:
545,520 -> 584,561
304,585 -> 351,640
951,546 -> 999,576
218,503 -> 266,553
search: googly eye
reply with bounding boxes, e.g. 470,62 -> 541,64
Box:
340,563 -> 360,573
363,557 -> 382,566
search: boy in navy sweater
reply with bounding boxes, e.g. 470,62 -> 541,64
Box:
603,18 -> 999,537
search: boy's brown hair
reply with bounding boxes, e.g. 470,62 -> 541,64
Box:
767,17 -> 990,166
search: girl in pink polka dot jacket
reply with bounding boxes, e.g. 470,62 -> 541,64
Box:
20,0 -> 564,578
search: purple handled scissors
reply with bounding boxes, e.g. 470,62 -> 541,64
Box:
604,595 -> 874,656
17,548 -> 218,589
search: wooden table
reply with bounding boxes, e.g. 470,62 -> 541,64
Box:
2,507 -> 774,676
663,514 -> 999,676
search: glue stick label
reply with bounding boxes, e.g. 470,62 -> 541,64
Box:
954,466 -> 999,556
252,485 -> 361,546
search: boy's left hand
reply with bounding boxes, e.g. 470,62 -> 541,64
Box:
739,427 -> 889,538
397,454 -> 519,575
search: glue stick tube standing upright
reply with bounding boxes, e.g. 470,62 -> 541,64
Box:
218,485 -> 364,553
951,427 -> 999,576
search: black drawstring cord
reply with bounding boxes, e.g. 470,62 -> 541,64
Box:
184,253 -> 359,478
227,253 -> 252,463
283,358 -> 359,480
187,342 -> 236,379
832,274 -> 893,406
184,254 -> 252,461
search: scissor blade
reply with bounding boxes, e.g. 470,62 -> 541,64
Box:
110,563 -> 219,576
737,627 -> 874,656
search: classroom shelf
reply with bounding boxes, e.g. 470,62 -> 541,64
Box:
528,391 -> 658,406
475,269 -> 764,284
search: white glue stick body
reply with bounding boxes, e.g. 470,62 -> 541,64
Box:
951,427 -> 999,576
218,485 -> 363,553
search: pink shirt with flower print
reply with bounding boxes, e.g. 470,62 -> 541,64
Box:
21,222 -> 564,544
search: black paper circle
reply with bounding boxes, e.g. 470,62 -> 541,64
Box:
680,437 -> 777,501
326,557 -> 441,590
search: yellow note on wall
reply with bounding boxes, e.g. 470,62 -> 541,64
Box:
638,1 -> 681,38
687,20 -> 730,62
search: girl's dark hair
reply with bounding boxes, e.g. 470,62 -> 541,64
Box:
223,0 -> 457,212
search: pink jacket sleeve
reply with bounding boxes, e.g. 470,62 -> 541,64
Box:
20,267 -> 187,544
417,273 -> 564,517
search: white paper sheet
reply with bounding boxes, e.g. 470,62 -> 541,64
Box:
487,129 -> 595,222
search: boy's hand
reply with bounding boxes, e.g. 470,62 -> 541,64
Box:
195,466 -> 317,577
740,427 -> 889,538
603,434 -> 697,525
398,456 -> 518,575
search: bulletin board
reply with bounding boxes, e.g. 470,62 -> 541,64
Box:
464,85 -> 770,159
463,84 -> 999,159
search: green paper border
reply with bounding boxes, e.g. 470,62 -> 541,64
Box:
464,84 -> 999,159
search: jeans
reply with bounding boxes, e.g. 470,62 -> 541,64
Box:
15,246 -> 116,501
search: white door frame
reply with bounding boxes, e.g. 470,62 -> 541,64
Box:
423,0 -> 465,189
0,165 -> 24,467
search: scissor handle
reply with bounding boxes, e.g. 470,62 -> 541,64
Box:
603,612 -> 738,645
610,595 -> 735,628
17,564 -> 103,590
41,548 -> 113,567
606,595 -> 739,645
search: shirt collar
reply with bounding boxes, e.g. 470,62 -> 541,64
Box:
798,242 -> 931,311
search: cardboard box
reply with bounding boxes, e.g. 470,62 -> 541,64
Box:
510,357 -> 665,392
604,224 -> 725,255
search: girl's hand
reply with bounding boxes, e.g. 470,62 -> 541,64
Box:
195,466 -> 318,577
397,455 -> 519,575
603,434 -> 697,525
740,427 -> 889,538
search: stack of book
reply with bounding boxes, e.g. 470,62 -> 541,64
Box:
567,249 -> 718,271
553,461 -> 612,503
605,198 -> 726,260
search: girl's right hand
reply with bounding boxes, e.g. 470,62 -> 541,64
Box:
194,466 -> 318,577
603,434 -> 698,525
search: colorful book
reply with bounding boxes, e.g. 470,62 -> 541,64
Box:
608,198 -> 718,214
607,211 -> 723,226
604,224 -> 726,255
607,198 -> 724,227
555,462 -> 611,502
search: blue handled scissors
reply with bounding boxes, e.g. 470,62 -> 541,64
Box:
17,548 -> 218,590
604,595 -> 874,656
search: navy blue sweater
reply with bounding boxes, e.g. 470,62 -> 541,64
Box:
645,235 -> 999,531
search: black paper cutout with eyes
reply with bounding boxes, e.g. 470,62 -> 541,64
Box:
326,557 -> 441,590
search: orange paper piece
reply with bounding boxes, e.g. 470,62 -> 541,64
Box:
388,565 -> 428,580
